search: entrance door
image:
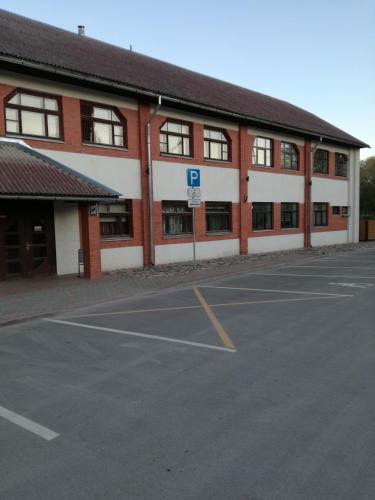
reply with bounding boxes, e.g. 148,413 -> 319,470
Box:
0,201 -> 56,279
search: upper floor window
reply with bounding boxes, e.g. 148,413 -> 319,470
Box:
160,120 -> 192,157
5,90 -> 61,139
81,102 -> 126,148
314,149 -> 329,174
252,137 -> 273,167
281,142 -> 299,170
204,128 -> 230,161
335,153 -> 348,177
99,201 -> 132,239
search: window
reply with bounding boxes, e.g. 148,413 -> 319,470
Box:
281,142 -> 299,170
99,201 -> 132,238
81,102 -> 126,147
314,149 -> 329,174
206,202 -> 231,233
332,206 -> 340,215
281,203 -> 299,229
162,201 -> 192,235
342,206 -> 350,217
335,153 -> 348,177
204,127 -> 230,161
252,137 -> 273,167
252,202 -> 273,231
5,90 -> 61,139
160,120 -> 192,157
313,203 -> 328,226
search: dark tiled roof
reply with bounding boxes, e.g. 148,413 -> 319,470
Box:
0,141 -> 119,199
0,9 -> 368,148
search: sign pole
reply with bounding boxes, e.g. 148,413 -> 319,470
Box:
192,207 -> 196,269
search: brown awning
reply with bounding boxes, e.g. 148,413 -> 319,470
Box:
0,141 -> 120,201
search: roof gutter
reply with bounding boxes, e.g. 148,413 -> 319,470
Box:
0,54 -> 368,149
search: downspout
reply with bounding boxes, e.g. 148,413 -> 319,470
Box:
146,96 -> 162,266
307,136 -> 323,247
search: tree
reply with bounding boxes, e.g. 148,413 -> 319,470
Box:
360,156 -> 375,217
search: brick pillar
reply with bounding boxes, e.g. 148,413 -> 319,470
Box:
239,125 -> 249,254
304,139 -> 312,247
80,203 -> 102,279
138,103 -> 151,266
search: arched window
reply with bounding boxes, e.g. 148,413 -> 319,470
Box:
159,120 -> 192,157
81,102 -> 126,148
314,149 -> 329,174
204,127 -> 230,161
281,142 -> 299,170
5,89 -> 62,139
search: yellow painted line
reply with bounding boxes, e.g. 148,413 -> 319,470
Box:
66,292 -> 351,320
193,287 -> 235,350
67,304 -> 202,319
210,295 -> 346,308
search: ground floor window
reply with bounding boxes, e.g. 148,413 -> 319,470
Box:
252,202 -> 273,231
99,201 -> 132,238
162,201 -> 192,236
206,202 -> 231,233
313,203 -> 328,226
281,203 -> 299,229
332,206 -> 340,215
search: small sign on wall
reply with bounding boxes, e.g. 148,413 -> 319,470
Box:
88,203 -> 98,216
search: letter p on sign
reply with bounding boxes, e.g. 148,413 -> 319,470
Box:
186,168 -> 200,187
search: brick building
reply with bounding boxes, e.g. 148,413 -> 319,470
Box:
0,9 -> 368,280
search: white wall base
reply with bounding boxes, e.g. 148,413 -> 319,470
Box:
54,202 -> 80,275
101,246 -> 143,271
248,233 -> 304,254
311,231 -> 349,247
155,238 -> 239,265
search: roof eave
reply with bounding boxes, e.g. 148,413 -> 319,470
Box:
0,54 -> 369,149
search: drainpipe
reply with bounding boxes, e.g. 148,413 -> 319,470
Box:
146,96 -> 162,265
307,136 -> 323,247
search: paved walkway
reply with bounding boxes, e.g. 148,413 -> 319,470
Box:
1,242 -> 374,326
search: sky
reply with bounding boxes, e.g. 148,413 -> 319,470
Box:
1,0 -> 374,159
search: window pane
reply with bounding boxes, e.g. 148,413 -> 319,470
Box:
257,149 -> 265,165
210,142 -> 221,159
21,110 -> 45,136
204,140 -> 209,158
266,150 -> 271,166
47,114 -> 60,138
8,93 -> 20,105
114,135 -> 124,147
257,137 -> 266,148
183,137 -> 190,155
93,107 -> 112,120
168,135 -> 183,154
110,111 -> 120,122
6,108 -> 18,120
181,125 -> 190,135
166,122 -> 182,133
20,94 -> 43,108
114,125 -> 123,136
93,122 -> 112,144
6,120 -> 19,133
44,98 -> 58,111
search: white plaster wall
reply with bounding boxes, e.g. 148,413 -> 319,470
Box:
54,202 -> 80,275
247,126 -> 304,145
311,231 -> 348,247
101,246 -> 143,271
248,233 -> 304,254
311,177 -> 349,205
248,171 -> 304,203
155,239 -> 239,265
153,161 -> 239,202
35,149 -> 141,199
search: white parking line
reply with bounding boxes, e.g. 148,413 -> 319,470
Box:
200,285 -> 352,297
44,319 -> 237,353
246,272 -> 375,279
285,265 -> 375,270
0,405 -> 59,441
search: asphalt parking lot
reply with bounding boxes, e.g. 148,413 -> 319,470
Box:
1,246 -> 375,500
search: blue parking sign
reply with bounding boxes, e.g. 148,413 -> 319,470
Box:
186,168 -> 200,187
